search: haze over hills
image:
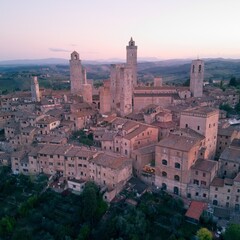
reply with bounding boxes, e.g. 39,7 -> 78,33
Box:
0,57 -> 203,66
1,57 -> 240,92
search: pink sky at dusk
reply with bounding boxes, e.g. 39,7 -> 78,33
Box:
1,0 -> 240,61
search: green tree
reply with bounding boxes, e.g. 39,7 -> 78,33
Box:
0,216 -> 15,236
77,224 -> 91,240
82,183 -> 98,223
229,76 -> 237,87
223,224 -> 240,240
235,102 -> 240,113
196,228 -> 212,240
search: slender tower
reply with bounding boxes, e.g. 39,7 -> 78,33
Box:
126,37 -> 137,87
120,66 -> 133,116
31,76 -> 40,102
70,51 -> 83,94
190,59 -> 204,97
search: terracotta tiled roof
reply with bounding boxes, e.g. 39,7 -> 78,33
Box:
157,134 -> 201,152
191,159 -> 217,172
91,152 -> 131,170
210,177 -> 224,187
185,201 -> 207,221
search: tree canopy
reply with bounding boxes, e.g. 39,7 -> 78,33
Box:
196,227 -> 212,240
223,224 -> 240,240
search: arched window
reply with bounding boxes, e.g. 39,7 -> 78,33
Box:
162,183 -> 167,190
213,200 -> 218,206
174,175 -> 180,181
175,163 -> 181,169
174,186 -> 179,195
162,159 -> 167,165
162,171 -> 167,177
192,65 -> 195,73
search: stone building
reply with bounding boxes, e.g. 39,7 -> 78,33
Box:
94,117 -> 158,158
180,107 -> 219,159
216,125 -> 240,157
133,86 -> 191,112
190,59 -> 204,97
218,139 -> 240,179
154,77 -> 163,87
155,134 -> 202,196
132,144 -> 155,185
89,152 -> 132,201
187,159 -> 218,201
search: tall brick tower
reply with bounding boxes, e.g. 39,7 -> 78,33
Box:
70,51 -> 83,94
110,64 -> 133,116
190,59 -> 204,97
120,66 -> 133,116
31,76 -> 40,102
126,37 -> 137,87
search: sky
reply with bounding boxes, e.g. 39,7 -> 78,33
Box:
1,0 -> 240,61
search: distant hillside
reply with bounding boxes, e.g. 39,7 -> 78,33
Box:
138,58 -> 240,83
1,58 -> 240,92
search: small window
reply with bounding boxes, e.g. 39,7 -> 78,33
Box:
162,159 -> 167,165
199,65 -> 201,73
174,175 -> 180,181
175,163 -> 180,169
162,171 -> 167,177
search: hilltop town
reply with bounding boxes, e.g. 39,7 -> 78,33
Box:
1,38 -> 240,229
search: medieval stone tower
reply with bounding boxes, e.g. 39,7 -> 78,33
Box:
110,64 -> 133,116
69,51 -> 92,103
190,59 -> 204,97
31,76 -> 40,102
126,37 -> 137,87
70,51 -> 84,94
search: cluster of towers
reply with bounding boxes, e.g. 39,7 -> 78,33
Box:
109,38 -> 138,116
29,38 -> 205,112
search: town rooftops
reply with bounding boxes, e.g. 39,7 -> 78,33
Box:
101,132 -> 117,141
174,128 -> 205,141
133,144 -> 156,155
230,138 -> 240,148
220,143 -> 240,163
64,146 -> 96,158
21,126 -> 36,133
124,124 -> 150,140
191,159 -> 217,172
37,144 -> 96,158
122,120 -> 140,132
36,116 -> 59,124
210,177 -> 234,187
181,106 -> 219,117
218,126 -> 237,136
157,134 -> 201,152
234,172 -> 240,182
91,152 -> 131,170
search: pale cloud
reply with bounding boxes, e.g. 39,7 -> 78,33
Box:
49,48 -> 71,53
